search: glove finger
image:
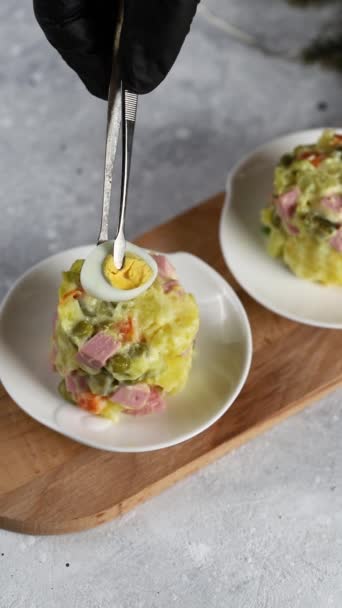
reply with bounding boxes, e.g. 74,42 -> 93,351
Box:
121,0 -> 200,95
33,0 -> 118,99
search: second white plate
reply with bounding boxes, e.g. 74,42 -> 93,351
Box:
220,128 -> 342,329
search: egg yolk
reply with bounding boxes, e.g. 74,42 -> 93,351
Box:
102,253 -> 153,290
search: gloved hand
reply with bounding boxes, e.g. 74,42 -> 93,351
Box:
33,0 -> 200,99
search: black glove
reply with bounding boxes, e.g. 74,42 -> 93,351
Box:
33,0 -> 200,99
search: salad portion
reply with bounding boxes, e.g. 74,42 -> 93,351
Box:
51,253 -> 199,422
261,130 -> 342,285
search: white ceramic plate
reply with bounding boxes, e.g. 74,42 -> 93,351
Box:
0,248 -> 252,452
220,128 -> 342,329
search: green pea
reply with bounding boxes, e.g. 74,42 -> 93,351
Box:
73,320 -> 94,340
108,354 -> 130,374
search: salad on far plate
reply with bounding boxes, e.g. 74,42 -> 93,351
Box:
261,129 -> 342,285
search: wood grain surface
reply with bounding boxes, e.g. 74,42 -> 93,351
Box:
1,193 -> 341,535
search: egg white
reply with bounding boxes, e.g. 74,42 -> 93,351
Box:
80,241 -> 158,302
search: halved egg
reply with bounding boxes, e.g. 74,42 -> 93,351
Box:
80,241 -> 158,302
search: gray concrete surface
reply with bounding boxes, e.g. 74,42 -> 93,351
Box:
0,1 -> 342,606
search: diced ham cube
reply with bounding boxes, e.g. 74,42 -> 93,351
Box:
152,254 -> 178,280
285,223 -> 299,236
65,372 -> 88,396
321,194 -> 342,212
277,188 -> 299,216
274,188 -> 300,235
111,383 -> 150,410
162,279 -> 183,294
330,228 -> 342,252
76,332 -> 120,370
320,195 -> 342,222
124,386 -> 166,416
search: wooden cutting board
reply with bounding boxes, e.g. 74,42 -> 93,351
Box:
1,193 -> 342,535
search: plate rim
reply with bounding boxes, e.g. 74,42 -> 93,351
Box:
0,247 -> 253,452
220,127 -> 342,330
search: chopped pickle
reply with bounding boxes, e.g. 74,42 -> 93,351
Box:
96,321 -> 111,332
280,153 -> 294,167
88,372 -> 116,396
70,259 -> 84,274
261,225 -> 271,236
58,379 -> 74,404
129,342 -> 148,357
97,301 -> 116,317
78,294 -> 99,317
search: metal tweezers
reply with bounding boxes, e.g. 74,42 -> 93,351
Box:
98,7 -> 138,270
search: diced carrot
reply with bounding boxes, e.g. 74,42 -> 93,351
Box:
298,151 -> 313,159
60,288 -> 84,303
118,317 -> 134,341
77,392 -> 105,414
298,151 -> 325,167
311,155 -> 325,167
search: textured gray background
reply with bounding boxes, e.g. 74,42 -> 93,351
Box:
1,1 -> 342,606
